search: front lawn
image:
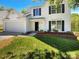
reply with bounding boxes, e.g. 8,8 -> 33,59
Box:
0,36 -> 57,59
35,34 -> 79,58
35,34 -> 79,52
0,34 -> 79,59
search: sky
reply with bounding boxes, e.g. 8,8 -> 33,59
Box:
71,7 -> 79,14
0,0 -> 79,14
0,0 -> 44,11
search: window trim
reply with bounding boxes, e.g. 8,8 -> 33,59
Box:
33,8 -> 41,16
49,20 -> 64,31
49,4 -> 65,14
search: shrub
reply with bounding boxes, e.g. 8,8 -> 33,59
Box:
40,30 -> 44,32
53,29 -> 58,32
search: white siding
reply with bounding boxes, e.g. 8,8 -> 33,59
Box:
30,19 -> 46,31
30,0 -> 71,32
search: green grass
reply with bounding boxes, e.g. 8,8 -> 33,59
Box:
0,36 -> 58,58
35,35 -> 79,52
35,35 -> 79,58
0,35 -> 79,59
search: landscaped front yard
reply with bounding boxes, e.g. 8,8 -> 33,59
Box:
0,33 -> 79,59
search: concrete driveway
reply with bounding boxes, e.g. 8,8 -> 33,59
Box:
0,35 -> 14,40
0,32 -> 37,40
0,32 -> 21,40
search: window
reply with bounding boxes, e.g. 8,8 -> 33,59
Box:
51,21 -> 57,30
51,6 -> 56,13
35,9 -> 39,16
49,5 -> 56,14
33,8 -> 41,16
50,20 -> 64,31
57,5 -> 62,13
49,4 -> 65,14
57,21 -> 62,31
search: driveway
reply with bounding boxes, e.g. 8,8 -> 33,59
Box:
0,32 -> 37,40
0,32 -> 20,40
0,35 -> 14,40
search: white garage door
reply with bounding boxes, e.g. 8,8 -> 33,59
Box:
5,20 -> 26,33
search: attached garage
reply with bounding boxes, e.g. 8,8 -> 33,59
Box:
4,20 -> 27,33
2,10 -> 29,33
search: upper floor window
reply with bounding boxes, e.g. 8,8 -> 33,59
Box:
33,8 -> 41,16
49,5 -> 56,14
49,4 -> 65,14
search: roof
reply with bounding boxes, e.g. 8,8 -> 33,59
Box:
29,17 -> 45,19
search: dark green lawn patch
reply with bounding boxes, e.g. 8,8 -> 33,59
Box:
35,34 -> 79,52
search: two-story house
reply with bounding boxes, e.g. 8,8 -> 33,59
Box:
2,0 -> 71,33
28,0 -> 71,32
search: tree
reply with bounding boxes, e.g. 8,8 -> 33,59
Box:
71,13 -> 79,32
67,0 -> 79,8
7,8 -> 14,12
21,8 -> 27,14
33,0 -> 79,9
0,6 -> 5,11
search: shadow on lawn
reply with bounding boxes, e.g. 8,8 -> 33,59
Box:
34,33 -> 79,52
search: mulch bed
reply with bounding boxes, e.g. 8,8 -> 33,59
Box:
36,32 -> 77,40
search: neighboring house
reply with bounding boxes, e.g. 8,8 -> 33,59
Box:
0,10 -> 9,31
0,0 -> 71,33
0,10 -> 8,22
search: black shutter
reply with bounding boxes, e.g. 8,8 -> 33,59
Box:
33,9 -> 35,16
62,4 -> 65,13
49,21 -> 51,31
62,20 -> 64,31
49,6 -> 51,14
39,8 -> 41,16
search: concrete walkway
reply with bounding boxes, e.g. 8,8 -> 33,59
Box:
28,32 -> 37,36
17,32 -> 37,37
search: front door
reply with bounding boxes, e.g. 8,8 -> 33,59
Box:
35,22 -> 39,31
